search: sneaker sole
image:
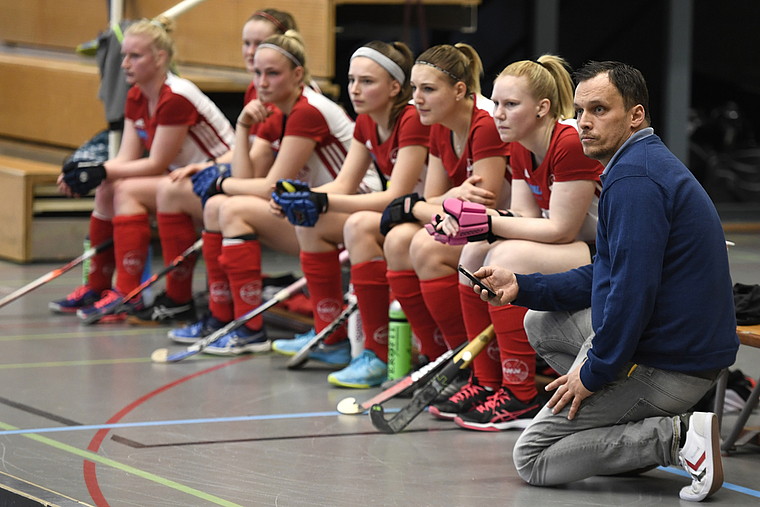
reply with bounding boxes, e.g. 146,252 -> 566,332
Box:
168,335 -> 204,344
204,340 -> 272,356
680,413 -> 723,501
428,406 -> 458,421
126,314 -> 195,327
327,376 -> 384,389
453,415 -> 535,432
271,342 -> 299,356
48,304 -> 80,314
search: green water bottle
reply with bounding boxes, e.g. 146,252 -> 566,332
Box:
82,236 -> 91,285
387,300 -> 412,380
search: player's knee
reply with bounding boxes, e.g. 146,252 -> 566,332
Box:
343,211 -> 377,249
383,223 -> 415,261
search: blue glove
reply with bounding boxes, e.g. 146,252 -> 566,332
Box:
62,160 -> 106,195
271,179 -> 328,227
379,193 -> 424,235
191,163 -> 231,207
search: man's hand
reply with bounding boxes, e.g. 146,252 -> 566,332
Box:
545,364 -> 593,420
471,265 -> 518,305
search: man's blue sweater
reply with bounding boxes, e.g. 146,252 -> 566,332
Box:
514,132 -> 738,392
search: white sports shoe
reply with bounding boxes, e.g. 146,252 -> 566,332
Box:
678,412 -> 724,501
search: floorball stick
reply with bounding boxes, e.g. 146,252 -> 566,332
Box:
369,325 -> 495,434
336,340 -> 467,415
83,238 -> 203,325
286,299 -> 358,369
1,238 -> 114,310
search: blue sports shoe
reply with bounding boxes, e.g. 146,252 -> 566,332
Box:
168,314 -> 227,344
327,349 -> 387,388
272,328 -> 351,366
204,326 -> 270,356
49,285 -> 100,314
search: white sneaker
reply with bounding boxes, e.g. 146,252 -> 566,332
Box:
678,412 -> 723,501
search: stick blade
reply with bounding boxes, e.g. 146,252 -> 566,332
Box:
336,397 -> 364,415
369,404 -> 397,434
151,348 -> 169,363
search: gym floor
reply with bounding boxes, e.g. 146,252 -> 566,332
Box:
0,232 -> 759,507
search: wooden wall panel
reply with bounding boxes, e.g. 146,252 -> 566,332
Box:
0,55 -> 106,148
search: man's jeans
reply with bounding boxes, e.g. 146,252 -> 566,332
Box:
514,308 -> 717,485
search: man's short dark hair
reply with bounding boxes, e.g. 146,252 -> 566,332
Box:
574,61 -> 651,125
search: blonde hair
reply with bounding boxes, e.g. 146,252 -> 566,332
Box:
359,41 -> 414,129
259,30 -> 311,85
415,43 -> 484,96
124,15 -> 177,68
497,55 -> 575,120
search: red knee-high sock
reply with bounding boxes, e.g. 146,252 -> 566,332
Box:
489,304 -> 536,402
300,250 -> 346,345
113,214 -> 151,295
458,283 -> 502,390
351,260 -> 390,362
87,214 -> 114,293
157,212 -> 198,304
202,231 -> 233,323
420,273 -> 468,351
386,270 -> 447,360
218,238 -> 263,331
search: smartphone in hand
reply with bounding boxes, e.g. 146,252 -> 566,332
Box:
458,265 -> 497,299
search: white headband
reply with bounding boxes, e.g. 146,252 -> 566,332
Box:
257,43 -> 303,68
351,47 -> 406,85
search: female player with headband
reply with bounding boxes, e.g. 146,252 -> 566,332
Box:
268,40 -> 430,384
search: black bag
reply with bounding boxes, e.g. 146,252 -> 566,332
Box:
734,283 -> 760,325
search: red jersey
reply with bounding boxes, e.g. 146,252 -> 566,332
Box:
511,120 -> 603,241
125,73 -> 235,170
256,87 -> 354,187
243,81 -> 259,137
428,95 -> 510,188
353,104 -> 430,178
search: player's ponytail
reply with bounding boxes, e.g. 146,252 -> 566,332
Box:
496,55 -> 575,121
415,43 -> 484,98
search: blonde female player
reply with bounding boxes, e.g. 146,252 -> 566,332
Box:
51,16 -> 234,321
428,55 -> 603,431
330,43 -> 511,388
168,30 -> 358,355
127,8 -> 299,324
268,40 -> 429,380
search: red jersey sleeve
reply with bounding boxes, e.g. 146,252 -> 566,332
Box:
550,125 -> 603,182
469,112 -> 510,162
396,105 -> 430,149
284,101 -> 330,142
155,93 -> 198,126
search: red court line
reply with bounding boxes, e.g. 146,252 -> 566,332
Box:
83,357 -> 251,507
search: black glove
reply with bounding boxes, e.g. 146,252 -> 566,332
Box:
62,160 -> 107,195
379,193 -> 425,236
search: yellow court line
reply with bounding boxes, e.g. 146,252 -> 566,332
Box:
0,329 -> 160,342
0,420 -> 246,507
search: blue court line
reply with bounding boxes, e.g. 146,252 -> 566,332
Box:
657,466 -> 760,498
0,408 -> 400,437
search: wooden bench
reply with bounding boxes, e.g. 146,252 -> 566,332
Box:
0,154 -> 93,263
715,324 -> 760,453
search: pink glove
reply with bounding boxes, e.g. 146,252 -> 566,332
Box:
441,198 -> 493,242
425,214 -> 468,245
